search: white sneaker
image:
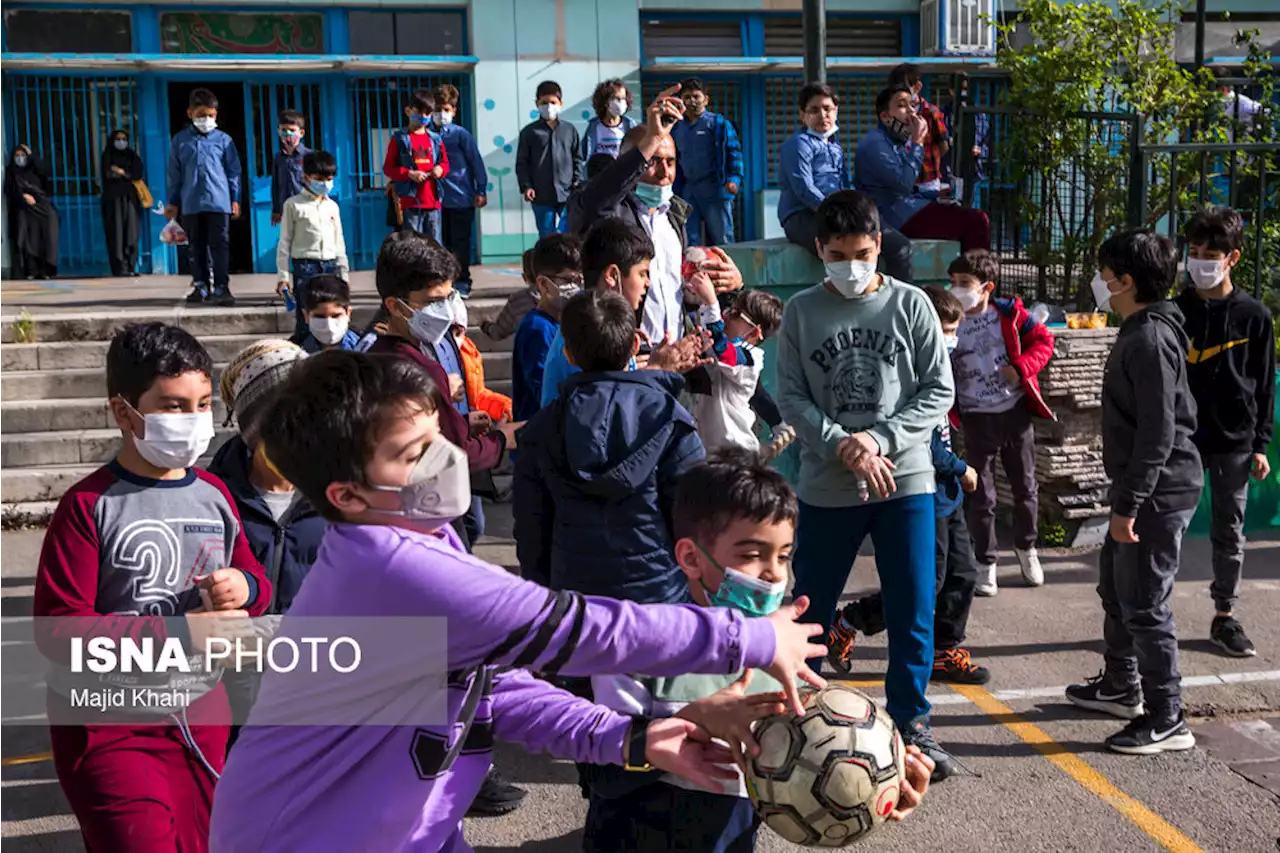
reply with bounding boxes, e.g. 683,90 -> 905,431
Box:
1016,547 -> 1045,587
974,562 -> 998,597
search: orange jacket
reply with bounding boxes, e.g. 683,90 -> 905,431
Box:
459,334 -> 513,421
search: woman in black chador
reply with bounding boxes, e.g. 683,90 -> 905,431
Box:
100,130 -> 145,277
5,144 -> 59,280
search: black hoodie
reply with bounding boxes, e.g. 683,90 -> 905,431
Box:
1173,286 -> 1275,455
1102,300 -> 1204,517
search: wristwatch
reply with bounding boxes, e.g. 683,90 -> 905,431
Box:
624,718 -> 653,772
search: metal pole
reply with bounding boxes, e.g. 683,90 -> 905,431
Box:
1193,0 -> 1206,70
803,0 -> 827,84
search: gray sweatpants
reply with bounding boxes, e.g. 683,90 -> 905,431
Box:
1098,504 -> 1196,722
1205,452 -> 1253,614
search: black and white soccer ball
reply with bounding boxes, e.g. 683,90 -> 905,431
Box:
744,684 -> 906,847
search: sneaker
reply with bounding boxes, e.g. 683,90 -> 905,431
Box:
933,648 -> 992,685
901,718 -> 956,782
185,287 -> 209,305
1210,615 -> 1256,658
212,289 -> 236,307
1105,714 -> 1196,755
1065,671 -> 1144,720
974,562 -> 998,597
826,619 -> 857,675
1016,547 -> 1045,587
455,284 -> 472,300
466,767 -> 527,817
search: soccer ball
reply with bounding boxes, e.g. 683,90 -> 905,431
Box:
744,684 -> 905,847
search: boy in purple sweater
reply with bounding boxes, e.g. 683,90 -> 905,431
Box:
209,350 -> 830,853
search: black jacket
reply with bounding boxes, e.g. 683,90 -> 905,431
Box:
566,146 -> 690,242
1102,301 -> 1204,517
1173,287 -> 1275,455
515,119 -> 583,205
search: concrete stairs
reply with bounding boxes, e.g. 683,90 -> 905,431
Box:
1,288 -> 522,529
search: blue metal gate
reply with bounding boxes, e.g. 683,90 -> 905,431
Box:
2,74 -> 149,277
348,74 -> 469,269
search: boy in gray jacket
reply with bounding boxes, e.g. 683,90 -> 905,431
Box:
1067,228 -> 1203,756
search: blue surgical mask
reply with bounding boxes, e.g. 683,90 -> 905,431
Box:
634,182 -> 673,209
696,543 -> 787,617
415,112 -> 432,127
308,179 -> 333,197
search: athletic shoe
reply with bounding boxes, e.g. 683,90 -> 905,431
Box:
186,287 -> 209,304
974,562 -> 998,597
1210,615 -> 1256,657
901,718 -> 956,782
1016,547 -> 1045,587
212,289 -> 236,307
1105,714 -> 1196,755
1065,671 -> 1144,719
826,619 -> 857,675
455,284 -> 472,300
933,648 -> 992,685
466,767 -> 527,817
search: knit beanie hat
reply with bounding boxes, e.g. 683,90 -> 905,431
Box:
219,339 -> 306,443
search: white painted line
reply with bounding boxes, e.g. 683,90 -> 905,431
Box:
1214,669 -> 1280,685
1229,719 -> 1280,754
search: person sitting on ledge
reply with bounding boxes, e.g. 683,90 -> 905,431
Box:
855,85 -> 990,253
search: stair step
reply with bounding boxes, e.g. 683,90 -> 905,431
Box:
1,398 -> 230,434
1,427 -> 234,469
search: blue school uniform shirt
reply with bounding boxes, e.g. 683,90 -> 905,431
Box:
434,337 -> 470,416
271,143 -> 310,218
671,110 -> 743,191
166,125 -> 242,215
853,123 -> 929,231
514,309 -> 559,421
777,129 -> 848,225
431,122 -> 488,210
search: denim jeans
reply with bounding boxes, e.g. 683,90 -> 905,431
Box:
531,203 -> 568,238
402,207 -> 442,243
683,180 -> 735,246
291,258 -> 340,335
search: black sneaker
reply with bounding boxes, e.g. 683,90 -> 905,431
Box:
901,718 -> 956,782
1105,714 -> 1196,755
186,287 -> 209,304
466,767 -> 527,817
1210,616 -> 1256,658
1065,671 -> 1144,720
212,289 -> 236,307
933,648 -> 992,685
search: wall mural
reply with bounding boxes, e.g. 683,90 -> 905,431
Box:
159,13 -> 324,55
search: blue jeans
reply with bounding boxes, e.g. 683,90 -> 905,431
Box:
532,203 -> 568,238
792,494 -> 936,729
290,258 -> 339,335
683,180 -> 735,246
402,207 -> 442,243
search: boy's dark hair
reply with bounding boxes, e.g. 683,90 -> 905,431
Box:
535,80 -> 563,101
1098,228 -> 1178,304
304,275 -> 351,312
260,351 -> 437,522
586,152 -> 615,180
733,289 -> 785,340
278,109 -> 306,129
888,63 -> 922,89
947,249 -> 1000,285
679,77 -> 706,96
531,233 -> 583,279
582,218 -> 655,287
106,322 -> 214,406
521,248 -> 537,284
406,89 -> 434,114
672,448 -> 798,543
432,83 -> 459,109
815,190 -> 880,243
591,78 -> 630,119
375,231 -> 458,302
1184,206 -> 1244,254
923,285 -> 964,325
876,85 -> 913,115
561,290 -> 635,372
798,81 -> 839,110
188,88 -> 218,111
302,150 -> 337,179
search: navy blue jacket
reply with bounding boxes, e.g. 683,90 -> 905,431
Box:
513,370 -> 706,605
207,435 -> 326,615
271,142 -> 310,218
930,422 -> 968,519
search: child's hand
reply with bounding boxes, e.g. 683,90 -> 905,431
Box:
1109,513 -> 1138,544
763,596 -> 827,716
961,465 -> 979,493
647,331 -> 713,373
852,455 -> 897,498
1000,365 -> 1020,385
431,166 -> 444,179
1251,452 -> 1271,481
642,717 -> 739,791
677,671 -> 786,758
271,212 -> 282,226
231,202 -> 240,220
163,204 -> 178,220
276,280 -> 290,298
684,271 -> 716,307
724,181 -> 739,195
889,746 -> 934,821
761,424 -> 796,462
475,195 -> 488,208
523,188 -> 536,202
836,432 -> 880,468
468,411 -> 492,435
496,419 -> 524,447
409,170 -> 429,184
448,373 -> 466,403
196,570 -> 250,610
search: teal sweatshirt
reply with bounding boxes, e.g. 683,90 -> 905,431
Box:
776,276 -> 955,507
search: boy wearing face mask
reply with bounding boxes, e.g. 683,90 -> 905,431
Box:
290,275 -> 360,353
947,249 -> 1055,596
271,109 -> 310,227
36,322 -> 270,851
514,234 -> 584,420
166,88 -> 243,306
383,89 -> 449,242
776,190 -> 958,780
583,78 -> 637,160
1173,206 -> 1274,658
516,80 -> 584,238
431,84 -> 488,298
669,77 -> 743,247
277,150 -> 348,337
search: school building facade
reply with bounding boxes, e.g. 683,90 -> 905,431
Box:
2,0 -> 1276,278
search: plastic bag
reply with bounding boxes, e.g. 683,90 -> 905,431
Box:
159,218 -> 188,246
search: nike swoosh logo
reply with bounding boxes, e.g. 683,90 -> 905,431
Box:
1152,723 -> 1183,740
1187,338 -> 1249,364
1095,691 -> 1131,701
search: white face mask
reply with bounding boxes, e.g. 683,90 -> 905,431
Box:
538,102 -> 562,121
824,260 -> 878,298
608,98 -> 628,118
1187,257 -> 1228,290
448,291 -> 468,329
944,335 -> 959,354
1091,274 -> 1117,313
124,402 -> 215,470
366,438 -> 471,530
309,315 -> 350,346
806,125 -> 839,141
192,117 -> 217,134
113,139 -> 129,151
953,287 -> 984,312
433,111 -> 453,127
403,298 -> 454,346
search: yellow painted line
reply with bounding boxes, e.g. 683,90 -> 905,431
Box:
1,751 -> 52,767
951,684 -> 1205,853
